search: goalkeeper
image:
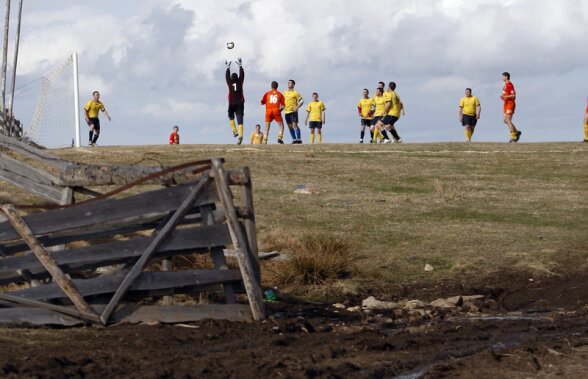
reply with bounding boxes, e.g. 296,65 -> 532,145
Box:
84,91 -> 111,146
226,58 -> 245,144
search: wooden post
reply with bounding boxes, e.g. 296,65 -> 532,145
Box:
99,175 -> 210,325
0,204 -> 95,316
239,166 -> 260,284
211,158 -> 264,320
201,204 -> 236,303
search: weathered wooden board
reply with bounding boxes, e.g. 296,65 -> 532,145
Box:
0,304 -> 252,326
0,224 -> 232,281
5,269 -> 242,301
0,133 -> 70,169
0,181 -> 219,242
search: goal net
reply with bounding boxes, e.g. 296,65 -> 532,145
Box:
23,54 -> 79,148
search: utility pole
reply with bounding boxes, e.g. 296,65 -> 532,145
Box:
1,0 -> 11,134
8,0 -> 22,123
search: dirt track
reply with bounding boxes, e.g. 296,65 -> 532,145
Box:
0,270 -> 587,378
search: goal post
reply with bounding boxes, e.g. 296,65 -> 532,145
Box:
23,53 -> 81,148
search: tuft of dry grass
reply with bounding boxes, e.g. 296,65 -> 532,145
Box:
264,235 -> 355,286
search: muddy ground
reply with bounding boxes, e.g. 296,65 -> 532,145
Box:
0,270 -> 587,378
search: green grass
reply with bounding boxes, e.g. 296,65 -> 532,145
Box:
2,142 -> 586,300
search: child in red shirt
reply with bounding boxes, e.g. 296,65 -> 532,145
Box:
169,125 -> 180,144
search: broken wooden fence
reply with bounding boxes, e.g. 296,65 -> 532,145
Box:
0,158 -> 264,326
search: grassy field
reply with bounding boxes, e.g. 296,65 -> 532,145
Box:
2,142 -> 587,300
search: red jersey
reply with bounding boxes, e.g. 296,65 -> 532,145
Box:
261,89 -> 285,111
169,132 -> 179,144
502,81 -> 516,104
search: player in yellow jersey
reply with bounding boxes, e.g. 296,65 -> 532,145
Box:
371,88 -> 389,143
459,88 -> 481,142
250,124 -> 263,144
378,82 -> 404,143
84,91 -> 111,146
304,92 -> 326,144
283,79 -> 304,144
357,89 -> 375,143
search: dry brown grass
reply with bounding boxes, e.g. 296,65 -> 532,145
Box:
2,142 -> 587,299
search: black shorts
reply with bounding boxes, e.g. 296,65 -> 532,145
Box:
462,114 -> 477,127
382,115 -> 399,126
87,117 -> 100,131
309,121 -> 322,129
370,116 -> 381,126
228,103 -> 244,118
285,112 -> 299,124
361,118 -> 372,127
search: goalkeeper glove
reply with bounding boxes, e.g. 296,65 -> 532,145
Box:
225,60 -> 231,69
235,57 -> 242,66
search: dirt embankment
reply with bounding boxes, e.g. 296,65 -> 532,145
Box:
0,270 -> 587,378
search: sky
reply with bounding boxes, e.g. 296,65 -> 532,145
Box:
5,0 -> 588,147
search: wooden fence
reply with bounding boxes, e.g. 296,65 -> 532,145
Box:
0,158 -> 265,326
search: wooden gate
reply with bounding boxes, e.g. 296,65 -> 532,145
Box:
0,158 -> 264,326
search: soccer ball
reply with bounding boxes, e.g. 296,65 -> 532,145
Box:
227,42 -> 235,49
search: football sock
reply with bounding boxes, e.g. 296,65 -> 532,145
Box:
295,128 -> 301,140
278,132 -> 283,140
465,129 -> 472,141
370,131 -> 374,140
360,130 -> 365,139
238,124 -> 243,137
584,124 -> 588,139
390,128 -> 400,140
318,134 -> 322,144
263,135 -> 268,144
230,120 -> 237,134
381,130 -> 389,139
92,134 -> 99,144
510,132 -> 516,140
310,134 -> 315,144
289,129 -> 296,140
376,130 -> 384,141
89,131 -> 93,141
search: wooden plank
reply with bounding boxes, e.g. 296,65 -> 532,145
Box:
0,180 -> 219,242
201,204 -> 235,303
0,224 -> 232,282
0,293 -> 99,323
0,204 -> 95,317
0,133 -> 70,169
59,163 -> 210,186
0,151 -> 60,186
6,269 -> 243,300
100,175 -> 211,324
211,158 -> 265,321
0,166 -> 63,203
0,304 -> 252,326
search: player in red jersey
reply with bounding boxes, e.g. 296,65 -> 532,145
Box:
226,58 -> 244,144
260,81 -> 285,144
501,72 -> 521,142
169,125 -> 180,144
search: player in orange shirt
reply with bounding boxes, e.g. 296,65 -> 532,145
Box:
260,81 -> 285,144
501,72 -> 521,142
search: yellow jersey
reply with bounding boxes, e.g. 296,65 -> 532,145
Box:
283,90 -> 302,114
459,96 -> 480,116
358,98 -> 375,119
250,131 -> 263,144
385,91 -> 401,117
306,101 -> 325,122
84,100 -> 105,118
373,95 -> 386,117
